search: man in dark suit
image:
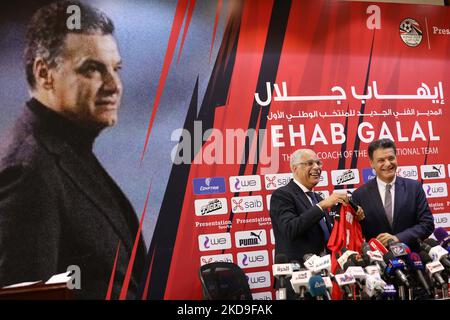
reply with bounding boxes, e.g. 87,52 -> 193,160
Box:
0,1 -> 145,299
352,139 -> 434,249
270,149 -> 363,263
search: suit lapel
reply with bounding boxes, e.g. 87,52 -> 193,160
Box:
288,180 -> 332,231
36,131 -> 133,252
288,180 -> 312,210
368,178 -> 392,233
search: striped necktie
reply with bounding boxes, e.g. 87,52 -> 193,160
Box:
306,191 -> 330,243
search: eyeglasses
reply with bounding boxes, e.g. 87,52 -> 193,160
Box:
297,160 -> 323,167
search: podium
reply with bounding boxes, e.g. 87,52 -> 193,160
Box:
0,282 -> 74,300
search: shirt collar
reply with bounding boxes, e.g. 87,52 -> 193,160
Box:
292,177 -> 312,193
376,175 -> 396,190
27,98 -> 99,154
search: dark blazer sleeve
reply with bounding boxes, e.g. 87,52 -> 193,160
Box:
0,164 -> 61,286
270,187 -> 324,242
395,182 -> 434,244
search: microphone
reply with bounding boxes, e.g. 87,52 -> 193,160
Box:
291,260 -> 302,272
419,250 -> 446,287
364,274 -> 386,299
337,248 -> 359,270
303,253 -> 319,272
404,252 -> 432,297
387,240 -> 410,258
434,227 -> 450,248
422,238 -> 450,270
365,265 -> 382,279
322,276 -> 333,300
308,275 -> 327,300
313,254 -> 332,275
272,254 -> 293,300
382,284 -> 397,300
333,269 -> 355,299
361,242 -> 387,271
343,255 -> 366,299
368,238 -> 388,255
383,252 -> 410,288
290,269 -> 311,300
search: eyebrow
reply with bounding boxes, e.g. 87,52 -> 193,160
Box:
76,59 -> 123,74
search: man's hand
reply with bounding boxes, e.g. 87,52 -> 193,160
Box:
355,206 -> 365,221
376,233 -> 399,246
318,192 -> 348,210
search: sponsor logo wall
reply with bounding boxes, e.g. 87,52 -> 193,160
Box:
162,0 -> 450,300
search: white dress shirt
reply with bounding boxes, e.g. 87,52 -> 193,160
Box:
292,178 -> 323,211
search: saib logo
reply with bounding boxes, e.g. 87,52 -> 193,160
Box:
362,168 -> 376,182
231,195 -> 263,213
193,177 -> 226,195
252,292 -> 272,300
264,173 -> 292,190
396,166 -> 418,180
200,253 -> 233,266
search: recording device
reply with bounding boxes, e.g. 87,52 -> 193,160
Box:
273,254 -> 293,300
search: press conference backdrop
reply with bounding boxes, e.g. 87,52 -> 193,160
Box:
0,0 -> 448,300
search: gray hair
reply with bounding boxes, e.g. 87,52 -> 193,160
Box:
290,149 -> 311,168
24,1 -> 115,89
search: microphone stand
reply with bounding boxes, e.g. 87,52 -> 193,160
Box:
408,287 -> 414,300
442,283 -> 449,299
398,285 -> 406,300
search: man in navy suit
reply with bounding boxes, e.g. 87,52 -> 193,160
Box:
270,149 -> 364,263
352,139 -> 434,249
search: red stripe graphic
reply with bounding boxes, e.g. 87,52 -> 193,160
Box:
105,241 -> 121,300
209,0 -> 222,63
141,246 -> 157,300
177,0 -> 196,64
119,184 -> 152,300
141,0 -> 190,162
